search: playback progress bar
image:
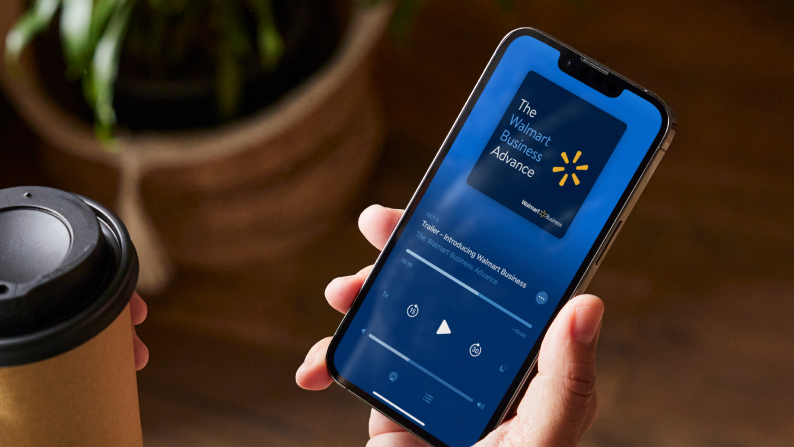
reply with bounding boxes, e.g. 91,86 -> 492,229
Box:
405,249 -> 532,329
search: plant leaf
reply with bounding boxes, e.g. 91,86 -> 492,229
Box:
390,0 -> 426,42
214,1 -> 251,119
248,0 -> 283,70
82,0 -> 122,103
5,0 -> 61,62
86,0 -> 121,59
496,0 -> 514,12
60,0 -> 93,78
216,43 -> 243,120
91,0 -> 136,139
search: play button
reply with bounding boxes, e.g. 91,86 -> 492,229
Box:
436,320 -> 451,335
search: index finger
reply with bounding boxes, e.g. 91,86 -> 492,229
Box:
325,265 -> 373,313
359,205 -> 404,250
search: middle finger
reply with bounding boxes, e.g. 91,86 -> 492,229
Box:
325,265 -> 373,313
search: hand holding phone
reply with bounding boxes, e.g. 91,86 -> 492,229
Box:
302,29 -> 674,447
296,205 -> 604,447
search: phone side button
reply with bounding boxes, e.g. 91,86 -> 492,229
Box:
595,221 -> 623,266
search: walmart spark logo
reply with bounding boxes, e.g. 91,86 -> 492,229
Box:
553,151 -> 589,186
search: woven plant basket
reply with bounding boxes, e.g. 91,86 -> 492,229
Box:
0,2 -> 391,294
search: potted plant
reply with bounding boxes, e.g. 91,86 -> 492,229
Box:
0,0 -> 392,293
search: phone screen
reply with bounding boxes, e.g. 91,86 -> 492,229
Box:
329,32 -> 667,447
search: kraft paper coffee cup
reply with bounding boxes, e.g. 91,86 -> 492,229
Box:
0,186 -> 142,447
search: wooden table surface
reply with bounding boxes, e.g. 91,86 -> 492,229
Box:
1,0 -> 791,445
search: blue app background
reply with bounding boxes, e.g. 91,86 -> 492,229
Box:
333,35 -> 662,447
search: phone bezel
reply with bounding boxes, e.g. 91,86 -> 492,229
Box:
326,27 -> 675,447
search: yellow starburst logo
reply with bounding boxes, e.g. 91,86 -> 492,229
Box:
553,151 -> 589,186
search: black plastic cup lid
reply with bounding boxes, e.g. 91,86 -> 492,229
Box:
0,186 -> 138,366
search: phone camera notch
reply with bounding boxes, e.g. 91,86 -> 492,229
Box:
558,52 -> 624,98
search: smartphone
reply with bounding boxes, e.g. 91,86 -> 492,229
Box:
327,28 -> 675,447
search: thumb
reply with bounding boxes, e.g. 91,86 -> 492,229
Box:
488,294 -> 603,447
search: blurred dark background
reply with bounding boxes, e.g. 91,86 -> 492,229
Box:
1,0 -> 792,445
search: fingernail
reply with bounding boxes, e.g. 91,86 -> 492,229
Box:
573,306 -> 603,344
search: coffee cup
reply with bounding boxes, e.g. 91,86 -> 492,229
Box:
0,186 -> 142,447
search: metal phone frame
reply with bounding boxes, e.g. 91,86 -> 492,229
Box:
326,27 -> 676,447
